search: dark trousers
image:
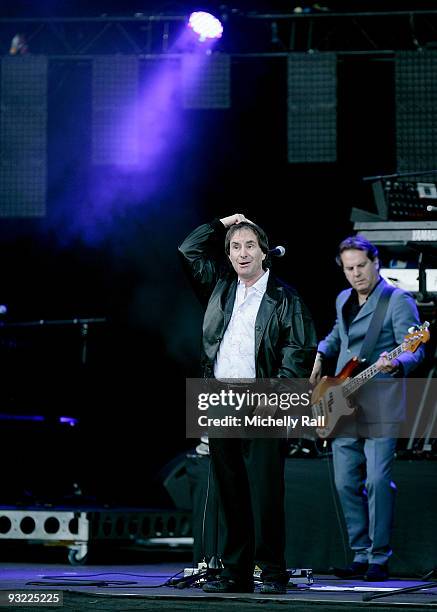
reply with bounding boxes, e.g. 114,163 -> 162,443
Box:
208,437 -> 287,584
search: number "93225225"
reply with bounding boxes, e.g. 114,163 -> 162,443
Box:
3,592 -> 62,606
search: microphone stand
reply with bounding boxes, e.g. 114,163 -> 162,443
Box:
169,456 -> 223,589
81,322 -> 89,365
0,316 -> 107,329
363,572 -> 437,603
0,316 -> 106,366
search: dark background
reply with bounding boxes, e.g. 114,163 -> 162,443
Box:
0,1 -> 432,507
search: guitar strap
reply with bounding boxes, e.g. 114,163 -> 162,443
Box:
359,283 -> 396,364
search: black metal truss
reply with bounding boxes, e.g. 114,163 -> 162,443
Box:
3,11 -> 437,57
243,10 -> 437,54
0,15 -> 186,57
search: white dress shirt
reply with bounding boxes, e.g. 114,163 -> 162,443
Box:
214,269 -> 270,379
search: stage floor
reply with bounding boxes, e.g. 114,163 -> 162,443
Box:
1,561 -> 436,611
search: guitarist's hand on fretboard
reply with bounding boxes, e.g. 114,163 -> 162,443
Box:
375,351 -> 401,374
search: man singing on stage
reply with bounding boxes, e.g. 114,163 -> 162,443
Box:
179,213 -> 316,594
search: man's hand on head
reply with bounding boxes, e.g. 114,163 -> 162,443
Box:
220,214 -> 254,228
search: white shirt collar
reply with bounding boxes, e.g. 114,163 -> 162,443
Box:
238,268 -> 270,294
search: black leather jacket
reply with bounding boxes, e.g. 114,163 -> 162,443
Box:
179,219 -> 317,378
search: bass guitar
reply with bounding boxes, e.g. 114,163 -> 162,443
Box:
311,322 -> 430,438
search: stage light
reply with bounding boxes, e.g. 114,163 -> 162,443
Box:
9,33 -> 28,55
59,416 -> 79,427
188,11 -> 223,43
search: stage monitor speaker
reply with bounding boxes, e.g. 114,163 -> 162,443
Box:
159,453 -> 193,511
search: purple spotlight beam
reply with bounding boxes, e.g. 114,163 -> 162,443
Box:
188,12 -> 223,42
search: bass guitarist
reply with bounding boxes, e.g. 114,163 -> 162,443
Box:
309,235 -> 425,581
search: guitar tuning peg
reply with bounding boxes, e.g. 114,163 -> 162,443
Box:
408,326 -> 415,333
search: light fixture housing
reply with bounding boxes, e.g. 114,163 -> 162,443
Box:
188,11 -> 223,43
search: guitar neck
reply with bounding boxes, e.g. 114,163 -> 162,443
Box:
343,344 -> 403,398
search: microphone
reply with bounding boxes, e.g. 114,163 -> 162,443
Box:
269,245 -> 286,257
426,205 -> 437,212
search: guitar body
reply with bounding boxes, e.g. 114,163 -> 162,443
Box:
311,357 -> 361,438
